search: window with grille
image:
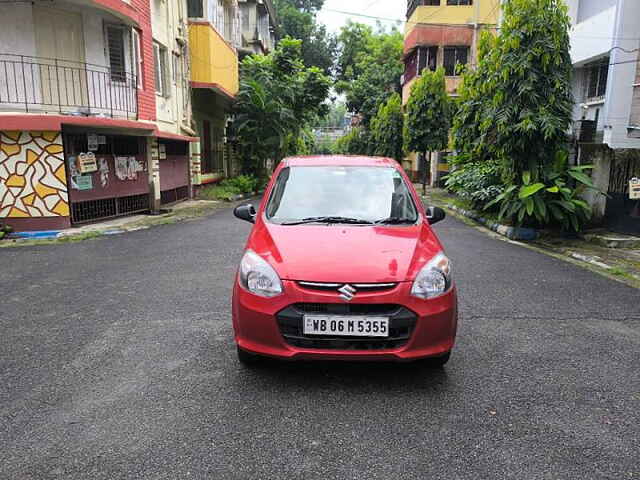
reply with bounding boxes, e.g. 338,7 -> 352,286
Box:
447,0 -> 472,5
443,46 -> 469,76
106,25 -> 126,82
419,46 -> 438,74
586,61 -> 609,100
404,46 -> 438,84
187,0 -> 204,18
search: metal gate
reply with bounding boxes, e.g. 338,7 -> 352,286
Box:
606,150 -> 640,235
159,140 -> 190,205
65,133 -> 150,224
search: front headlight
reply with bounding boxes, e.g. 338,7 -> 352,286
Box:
239,250 -> 283,298
411,253 -> 452,299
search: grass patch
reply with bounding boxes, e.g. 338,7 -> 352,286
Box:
198,184 -> 242,201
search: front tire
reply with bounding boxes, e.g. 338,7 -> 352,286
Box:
237,346 -> 262,366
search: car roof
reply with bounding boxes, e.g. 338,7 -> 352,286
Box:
282,155 -> 400,168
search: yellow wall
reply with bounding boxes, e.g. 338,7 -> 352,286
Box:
189,23 -> 239,97
406,0 -> 501,32
402,76 -> 462,105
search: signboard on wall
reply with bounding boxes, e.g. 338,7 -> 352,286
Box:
630,178 -> 640,200
75,175 -> 93,191
87,134 -> 99,151
77,152 -> 98,174
158,144 -> 167,160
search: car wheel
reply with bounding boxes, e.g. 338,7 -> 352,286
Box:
423,351 -> 451,368
237,346 -> 262,366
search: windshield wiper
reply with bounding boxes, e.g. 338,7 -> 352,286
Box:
374,217 -> 417,225
281,216 -> 374,226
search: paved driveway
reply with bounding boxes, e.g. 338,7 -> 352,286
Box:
1,205 -> 638,479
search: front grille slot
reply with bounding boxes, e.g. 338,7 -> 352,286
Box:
297,281 -> 397,293
276,304 -> 416,351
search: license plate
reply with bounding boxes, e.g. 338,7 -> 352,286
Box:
303,315 -> 390,337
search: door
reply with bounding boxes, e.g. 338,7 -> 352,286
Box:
34,6 -> 88,111
202,120 -> 212,174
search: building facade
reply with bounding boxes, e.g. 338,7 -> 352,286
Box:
237,0 -> 277,57
566,0 -> 640,234
187,0 -> 241,188
402,0 -> 501,183
566,0 -> 640,149
0,0 -> 242,232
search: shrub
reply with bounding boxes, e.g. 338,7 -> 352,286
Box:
445,162 -> 504,209
197,174 -> 260,201
485,153 -> 597,231
224,174 -> 259,194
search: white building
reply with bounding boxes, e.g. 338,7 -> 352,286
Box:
566,0 -> 640,149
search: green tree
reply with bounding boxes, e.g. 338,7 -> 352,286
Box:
404,68 -> 451,162
454,0 -> 573,183
452,0 -> 588,230
335,21 -> 374,86
341,26 -> 403,126
371,93 -> 404,160
334,127 -> 371,156
274,0 -> 336,74
234,38 -> 330,173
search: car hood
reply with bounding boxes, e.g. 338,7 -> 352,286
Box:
248,221 -> 444,283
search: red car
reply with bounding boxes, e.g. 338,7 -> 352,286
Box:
232,156 -> 457,366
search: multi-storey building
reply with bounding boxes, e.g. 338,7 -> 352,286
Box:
566,0 -> 640,149
402,0 -> 501,183
565,0 -> 640,234
0,0 -> 242,232
187,0 -> 241,188
237,0 -> 277,57
0,0 -> 159,231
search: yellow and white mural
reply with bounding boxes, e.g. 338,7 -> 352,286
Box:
0,131 -> 69,219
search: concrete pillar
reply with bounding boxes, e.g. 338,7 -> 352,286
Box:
148,137 -> 161,213
581,145 -> 612,224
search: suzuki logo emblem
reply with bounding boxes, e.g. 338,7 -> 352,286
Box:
338,284 -> 357,302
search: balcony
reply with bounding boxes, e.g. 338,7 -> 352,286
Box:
188,22 -> 239,99
0,54 -> 138,119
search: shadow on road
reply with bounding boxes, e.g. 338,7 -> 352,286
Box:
237,358 -> 452,393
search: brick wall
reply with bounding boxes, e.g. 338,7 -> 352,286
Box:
132,0 -> 156,121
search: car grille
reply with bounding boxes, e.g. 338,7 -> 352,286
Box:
276,304 -> 417,351
297,281 -> 397,293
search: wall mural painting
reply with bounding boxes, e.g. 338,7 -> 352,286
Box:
0,131 -> 69,219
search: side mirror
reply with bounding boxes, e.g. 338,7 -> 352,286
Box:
426,206 -> 446,225
234,203 -> 256,224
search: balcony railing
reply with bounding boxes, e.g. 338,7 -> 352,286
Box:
0,54 -> 138,119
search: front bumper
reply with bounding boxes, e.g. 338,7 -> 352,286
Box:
232,279 -> 458,362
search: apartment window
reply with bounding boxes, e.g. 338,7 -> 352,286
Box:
106,25 -> 126,82
404,46 -> 438,84
172,52 -> 180,84
443,46 -> 469,76
418,46 -> 438,74
131,29 -> 142,88
187,0 -> 204,18
153,42 -> 169,96
586,61 -> 609,100
407,0 -> 440,19
447,0 -> 472,5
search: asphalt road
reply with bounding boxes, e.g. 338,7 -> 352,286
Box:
1,204 -> 639,480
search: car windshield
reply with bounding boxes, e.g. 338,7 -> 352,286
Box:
266,166 -> 419,224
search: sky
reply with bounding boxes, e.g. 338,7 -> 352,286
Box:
317,0 -> 406,35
